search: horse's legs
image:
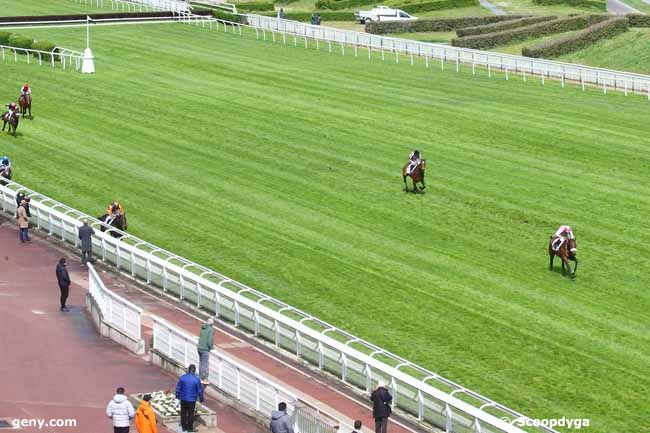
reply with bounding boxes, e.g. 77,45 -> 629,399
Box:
549,253 -> 554,271
561,259 -> 566,276
403,175 -> 408,192
420,178 -> 426,190
571,257 -> 578,277
411,178 -> 417,193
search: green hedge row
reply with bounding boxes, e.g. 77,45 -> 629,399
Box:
211,9 -> 244,22
451,14 -> 608,49
398,0 -> 478,14
627,14 -> 650,27
522,17 -> 628,58
315,0 -> 375,10
456,15 -> 556,37
234,2 -> 275,11
366,15 -> 528,34
532,0 -> 606,11
0,31 -> 58,59
260,10 -> 356,20
0,31 -> 11,45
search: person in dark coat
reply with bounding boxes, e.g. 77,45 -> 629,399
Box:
56,258 -> 71,311
175,364 -> 204,432
270,402 -> 294,433
78,219 -> 95,265
370,381 -> 392,433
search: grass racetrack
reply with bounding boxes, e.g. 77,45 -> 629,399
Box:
1,16 -> 649,433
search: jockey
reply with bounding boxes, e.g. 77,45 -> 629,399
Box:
0,155 -> 10,169
107,201 -> 124,217
4,102 -> 18,120
552,225 -> 574,251
20,83 -> 31,97
406,150 -> 421,175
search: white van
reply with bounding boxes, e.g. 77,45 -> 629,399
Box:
354,6 -> 417,24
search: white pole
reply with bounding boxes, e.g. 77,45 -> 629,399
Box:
86,16 -> 90,49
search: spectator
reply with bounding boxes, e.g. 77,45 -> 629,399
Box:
310,13 -> 316,25
56,258 -> 71,312
17,199 -> 30,243
270,402 -> 294,433
176,364 -> 204,433
197,317 -> 214,384
15,191 -> 31,217
352,420 -> 363,433
106,387 -> 135,433
135,394 -> 157,433
78,219 -> 95,265
278,7 -> 284,19
316,13 -> 321,25
370,381 -> 392,433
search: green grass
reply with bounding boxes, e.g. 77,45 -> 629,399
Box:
386,30 -> 456,42
2,20 -> 650,433
492,0 -> 601,15
489,29 -> 581,55
556,28 -> 650,74
0,0 -> 110,16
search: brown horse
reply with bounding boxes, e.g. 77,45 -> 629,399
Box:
403,159 -> 426,193
2,111 -> 19,136
549,236 -> 578,279
19,94 -> 31,119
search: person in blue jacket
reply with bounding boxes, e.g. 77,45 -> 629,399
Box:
175,364 -> 204,433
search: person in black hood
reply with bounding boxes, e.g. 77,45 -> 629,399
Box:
370,381 -> 392,433
55,258 -> 71,311
270,402 -> 294,433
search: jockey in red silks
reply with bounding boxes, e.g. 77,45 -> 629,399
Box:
20,83 -> 31,97
552,225 -> 574,251
406,150 -> 421,175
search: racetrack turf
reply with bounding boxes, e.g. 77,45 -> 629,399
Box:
1,19 -> 649,433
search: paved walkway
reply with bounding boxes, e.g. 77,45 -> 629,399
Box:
0,217 -> 264,433
608,0 -> 643,14
0,217 -> 429,433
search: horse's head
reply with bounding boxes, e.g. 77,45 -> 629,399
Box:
420,159 -> 426,170
567,238 -> 577,257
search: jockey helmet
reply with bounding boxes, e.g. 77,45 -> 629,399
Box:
413,150 -> 420,157
23,83 -> 29,89
9,102 -> 16,110
1,156 -> 8,165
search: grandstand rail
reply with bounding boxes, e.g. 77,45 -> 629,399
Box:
245,14 -> 650,99
0,179 -> 557,433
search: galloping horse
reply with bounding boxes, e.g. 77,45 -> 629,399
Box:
0,165 -> 12,186
19,94 -> 32,119
549,236 -> 578,279
2,111 -> 19,136
98,213 -> 128,239
403,159 -> 426,193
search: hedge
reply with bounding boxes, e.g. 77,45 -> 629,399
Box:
398,0 -> 479,14
451,14 -> 608,49
8,34 -> 33,50
235,2 -> 275,11
522,17 -> 628,58
315,0 -> 375,10
211,9 -> 243,22
532,0 -> 606,10
366,15 -> 528,34
0,31 -> 11,45
260,11 -> 356,20
0,11 -> 210,23
456,15 -> 557,37
31,40 -> 58,61
627,14 -> 650,27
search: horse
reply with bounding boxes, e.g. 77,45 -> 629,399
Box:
0,165 -> 12,186
403,159 -> 426,193
2,111 -> 19,136
549,236 -> 578,279
19,94 -> 31,119
98,213 -> 128,239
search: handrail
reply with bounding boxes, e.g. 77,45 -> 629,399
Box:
0,181 -> 554,433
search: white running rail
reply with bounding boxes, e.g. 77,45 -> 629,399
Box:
88,262 -> 143,340
245,14 -> 650,99
152,315 -> 341,433
0,44 -> 83,71
0,180 -> 554,433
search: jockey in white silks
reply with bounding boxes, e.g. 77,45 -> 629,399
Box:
406,150 -> 421,175
552,225 -> 574,251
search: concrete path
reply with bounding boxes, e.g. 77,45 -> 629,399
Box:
0,217 -> 264,433
608,0 -> 643,14
479,0 -> 507,15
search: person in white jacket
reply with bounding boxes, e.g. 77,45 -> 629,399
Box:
106,387 -> 136,433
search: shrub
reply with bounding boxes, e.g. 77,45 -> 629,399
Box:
451,14 -> 608,49
365,15 -> 528,34
532,0 -> 606,11
30,40 -> 58,61
456,15 -> 556,37
211,9 -> 242,22
235,2 -> 275,11
8,34 -> 33,50
316,0 -> 375,10
627,14 -> 650,27
0,31 -> 12,45
522,17 -> 628,58
398,0 -> 478,13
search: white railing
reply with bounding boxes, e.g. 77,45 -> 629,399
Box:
245,14 -> 650,99
88,262 -> 143,340
75,0 -> 190,13
152,315 -> 341,433
0,179 -> 553,433
0,44 -> 83,70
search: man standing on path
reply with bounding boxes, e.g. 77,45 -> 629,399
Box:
55,258 -> 71,312
78,219 -> 95,265
176,364 -> 204,433
135,394 -> 158,433
17,199 -> 29,243
370,381 -> 392,433
106,386 -> 136,433
197,318 -> 214,384
270,402 -> 294,433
